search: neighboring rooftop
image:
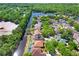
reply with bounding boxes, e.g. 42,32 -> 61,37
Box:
0,21 -> 18,36
73,32 -> 79,43
34,29 -> 42,35
32,48 -> 46,56
33,40 -> 44,48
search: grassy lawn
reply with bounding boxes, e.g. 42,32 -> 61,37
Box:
23,35 -> 31,55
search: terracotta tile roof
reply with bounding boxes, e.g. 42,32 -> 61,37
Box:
34,40 -> 44,48
32,48 -> 46,56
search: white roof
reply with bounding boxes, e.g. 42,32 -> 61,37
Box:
0,21 -> 18,36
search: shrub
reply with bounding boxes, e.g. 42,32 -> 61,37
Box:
57,42 -> 71,56
24,52 -> 32,56
42,26 -> 55,37
67,18 -> 74,26
73,22 -> 79,32
45,39 -> 58,55
32,17 -> 37,27
61,29 -> 72,41
68,40 -> 77,50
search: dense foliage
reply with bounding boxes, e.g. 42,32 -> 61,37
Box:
0,4 -> 31,55
32,17 -> 37,27
45,39 -> 58,55
0,4 -> 79,56
40,16 -> 55,37
45,39 -> 78,56
32,4 -> 79,16
73,22 -> 79,32
61,29 -> 73,41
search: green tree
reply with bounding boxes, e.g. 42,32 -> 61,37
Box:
68,40 -> 77,50
58,27 -> 64,34
74,22 -> 79,32
42,27 -> 55,37
53,15 -> 60,20
57,42 -> 71,56
61,29 -> 72,41
45,39 -> 58,55
67,18 -> 74,26
45,40 -> 55,54
40,16 -> 51,23
32,17 -> 37,27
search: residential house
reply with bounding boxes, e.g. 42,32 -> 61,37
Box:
34,29 -> 42,35
73,32 -> 79,43
0,21 -> 18,36
34,22 -> 42,30
32,29 -> 44,40
32,48 -> 46,56
33,40 -> 44,48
